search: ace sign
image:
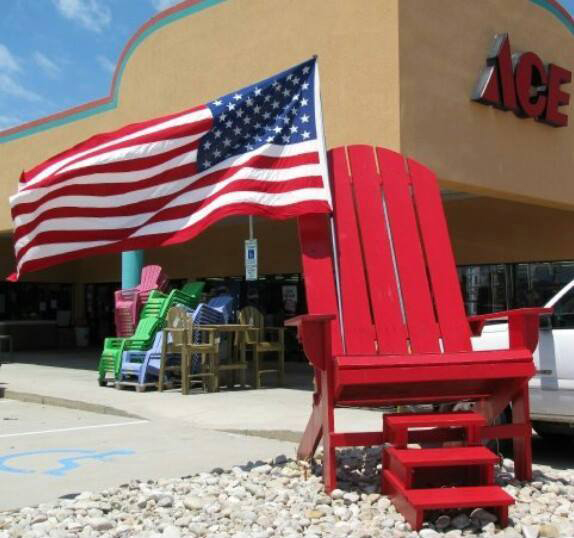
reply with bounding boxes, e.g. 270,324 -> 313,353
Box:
472,33 -> 571,127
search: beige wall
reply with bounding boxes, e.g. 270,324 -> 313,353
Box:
445,196 -> 574,265
399,0 -> 574,209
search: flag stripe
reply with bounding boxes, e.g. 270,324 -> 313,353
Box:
15,200 -> 329,277
14,167 -> 323,252
15,178 -> 326,257
13,153 -> 320,234
21,106 -> 210,186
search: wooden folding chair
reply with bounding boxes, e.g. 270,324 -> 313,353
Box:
239,306 -> 285,389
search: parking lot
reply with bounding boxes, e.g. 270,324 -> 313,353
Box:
0,399 -> 296,511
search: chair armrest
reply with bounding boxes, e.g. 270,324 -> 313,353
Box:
285,314 -> 336,328
468,307 -> 553,352
285,314 -> 336,369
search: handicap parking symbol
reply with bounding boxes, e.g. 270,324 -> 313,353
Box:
0,449 -> 134,476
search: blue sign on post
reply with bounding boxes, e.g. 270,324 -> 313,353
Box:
245,239 -> 258,281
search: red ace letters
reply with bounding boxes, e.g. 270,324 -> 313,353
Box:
472,33 -> 571,127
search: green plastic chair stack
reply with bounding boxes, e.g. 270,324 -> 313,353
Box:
98,317 -> 163,384
139,290 -> 168,320
97,281 -> 205,386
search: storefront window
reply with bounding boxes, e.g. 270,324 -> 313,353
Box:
457,261 -> 574,314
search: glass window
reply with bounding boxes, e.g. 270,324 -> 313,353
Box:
551,286 -> 574,329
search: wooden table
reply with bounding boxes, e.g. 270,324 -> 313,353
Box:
202,324 -> 254,389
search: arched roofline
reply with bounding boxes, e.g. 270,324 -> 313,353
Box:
0,0 -> 571,144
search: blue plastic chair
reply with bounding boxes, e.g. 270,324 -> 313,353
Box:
207,295 -> 234,323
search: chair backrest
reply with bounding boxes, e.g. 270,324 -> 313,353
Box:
181,281 -> 206,302
298,145 -> 472,357
138,265 -> 167,293
166,306 -> 189,347
208,295 -> 234,323
238,306 -> 264,345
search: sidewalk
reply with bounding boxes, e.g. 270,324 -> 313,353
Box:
0,349 -> 384,439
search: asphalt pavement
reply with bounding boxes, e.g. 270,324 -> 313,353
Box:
0,399 -> 296,511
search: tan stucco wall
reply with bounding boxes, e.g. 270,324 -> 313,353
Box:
399,0 -> 574,209
445,196 -> 574,265
0,0 -> 401,232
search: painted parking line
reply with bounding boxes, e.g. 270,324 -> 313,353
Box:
0,420 -> 149,439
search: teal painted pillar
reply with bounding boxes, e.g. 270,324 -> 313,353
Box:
121,250 -> 144,289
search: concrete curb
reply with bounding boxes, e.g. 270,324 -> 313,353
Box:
3,390 -> 143,419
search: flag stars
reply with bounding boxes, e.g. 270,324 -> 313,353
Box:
202,60 -> 317,171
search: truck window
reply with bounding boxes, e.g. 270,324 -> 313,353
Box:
552,287 -> 574,329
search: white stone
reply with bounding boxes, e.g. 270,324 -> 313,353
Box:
522,525 -> 540,538
419,529 -> 441,538
87,517 -> 114,531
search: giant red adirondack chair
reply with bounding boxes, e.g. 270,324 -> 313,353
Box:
287,145 -> 550,528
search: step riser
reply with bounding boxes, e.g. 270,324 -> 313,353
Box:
382,470 -> 510,530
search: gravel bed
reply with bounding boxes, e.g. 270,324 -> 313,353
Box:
1,448 -> 573,538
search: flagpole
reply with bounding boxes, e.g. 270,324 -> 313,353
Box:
313,56 -> 346,354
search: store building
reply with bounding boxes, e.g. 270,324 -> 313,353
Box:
1,0 -> 573,348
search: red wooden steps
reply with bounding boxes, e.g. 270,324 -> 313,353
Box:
383,411 -> 485,447
381,412 -> 513,530
385,446 -> 497,467
382,469 -> 512,530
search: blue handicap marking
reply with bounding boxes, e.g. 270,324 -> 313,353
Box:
0,449 -> 135,476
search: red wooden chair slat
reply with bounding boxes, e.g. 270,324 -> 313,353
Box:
408,158 -> 472,352
376,148 -> 441,353
330,147 -> 377,355
347,145 -> 408,354
298,213 -> 343,356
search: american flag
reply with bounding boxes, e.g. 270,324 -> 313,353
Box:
9,57 -> 331,281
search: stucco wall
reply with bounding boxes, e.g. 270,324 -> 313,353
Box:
399,0 -> 574,209
444,197 -> 574,265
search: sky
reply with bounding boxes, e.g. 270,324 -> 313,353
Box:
0,0 -> 181,130
0,0 -> 572,132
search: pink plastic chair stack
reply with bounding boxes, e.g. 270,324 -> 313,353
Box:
114,265 -> 169,337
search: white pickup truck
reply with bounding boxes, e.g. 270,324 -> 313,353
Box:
472,279 -> 574,439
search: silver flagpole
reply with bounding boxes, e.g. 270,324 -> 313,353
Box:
313,56 -> 346,354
